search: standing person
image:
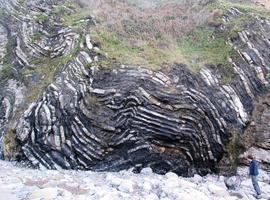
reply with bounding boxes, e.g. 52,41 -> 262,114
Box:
247,155 -> 262,199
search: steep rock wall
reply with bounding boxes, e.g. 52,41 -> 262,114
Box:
0,0 -> 270,176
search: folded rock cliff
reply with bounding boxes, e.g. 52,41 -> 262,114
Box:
0,0 -> 270,176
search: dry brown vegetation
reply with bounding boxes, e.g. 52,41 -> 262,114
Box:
63,0 -> 268,71
77,0 -> 215,40
258,0 -> 270,9
68,0 -> 223,70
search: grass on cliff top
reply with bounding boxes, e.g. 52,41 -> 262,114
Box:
60,0 -> 91,28
177,26 -> 232,72
63,9 -> 90,27
91,28 -> 187,70
212,0 -> 270,18
73,0 -> 237,72
208,0 -> 270,49
65,0 -> 231,71
90,24 -> 232,72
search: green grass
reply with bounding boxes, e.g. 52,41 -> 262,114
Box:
0,9 -> 4,20
91,28 -> 187,70
0,36 -> 16,84
23,36 -> 82,102
61,0 -> 90,28
36,14 -> 49,23
207,0 -> 270,44
51,0 -> 80,20
63,12 -> 91,32
209,1 -> 256,35
3,129 -> 20,161
23,56 -> 71,102
225,131 -> 244,173
18,0 -> 26,4
62,0 -> 240,73
31,31 -> 44,42
90,25 -> 236,72
210,0 -> 270,18
0,63 -> 13,83
177,26 -> 233,72
51,5 -> 67,16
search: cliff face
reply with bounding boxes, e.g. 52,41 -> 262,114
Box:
0,0 -> 270,176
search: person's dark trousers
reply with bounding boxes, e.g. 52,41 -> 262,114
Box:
251,175 -> 261,195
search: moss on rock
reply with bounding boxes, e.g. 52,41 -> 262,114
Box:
3,129 -> 21,161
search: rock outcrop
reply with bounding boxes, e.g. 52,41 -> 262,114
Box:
238,93 -> 270,170
0,0 -> 270,176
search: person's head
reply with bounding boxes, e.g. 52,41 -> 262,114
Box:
247,154 -> 253,160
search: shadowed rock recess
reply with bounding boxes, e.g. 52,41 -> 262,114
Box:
0,0 -> 270,176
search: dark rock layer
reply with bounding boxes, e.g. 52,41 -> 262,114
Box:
238,93 -> 270,170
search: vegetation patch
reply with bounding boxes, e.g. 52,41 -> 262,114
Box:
63,9 -> 90,27
23,56 -> 70,102
90,25 -> 233,72
83,0 -> 266,75
0,36 -> 16,84
36,14 -> 49,24
212,0 -> 270,18
0,63 -> 13,83
23,36 -> 82,102
31,31 -> 44,43
91,28 -> 187,70
225,132 -> 245,173
51,5 -> 67,16
208,1 -> 256,40
66,0 -> 220,71
177,26 -> 233,72
3,129 -> 21,161
60,1 -> 91,28
72,0 -> 238,72
0,8 -> 5,21
215,129 -> 246,175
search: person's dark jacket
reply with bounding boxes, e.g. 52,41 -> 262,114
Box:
249,160 -> 259,176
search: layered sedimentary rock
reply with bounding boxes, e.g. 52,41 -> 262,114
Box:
0,0 -> 80,159
0,0 -> 270,176
238,93 -> 270,170
0,24 -> 7,71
